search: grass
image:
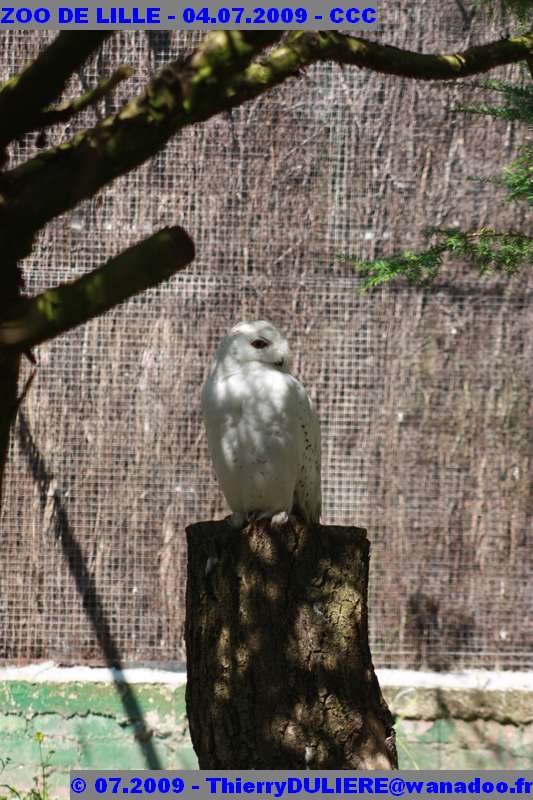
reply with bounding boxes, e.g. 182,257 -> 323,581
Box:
0,733 -> 53,800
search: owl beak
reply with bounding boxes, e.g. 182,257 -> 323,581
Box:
275,358 -> 284,368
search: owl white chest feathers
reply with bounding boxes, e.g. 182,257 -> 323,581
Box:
201,321 -> 321,528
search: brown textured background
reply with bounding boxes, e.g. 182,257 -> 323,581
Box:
1,11 -> 532,669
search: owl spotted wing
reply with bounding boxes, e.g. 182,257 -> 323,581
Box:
292,381 -> 321,525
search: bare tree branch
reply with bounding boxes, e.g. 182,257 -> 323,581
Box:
2,29 -> 531,253
305,29 -> 533,79
0,226 -> 195,355
0,30 -> 281,258
35,65 -> 134,127
0,32 -> 113,153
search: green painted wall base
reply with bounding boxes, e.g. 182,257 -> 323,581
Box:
0,678 -> 532,797
0,681 -> 196,798
386,683 -> 533,770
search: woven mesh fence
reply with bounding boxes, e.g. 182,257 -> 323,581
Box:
1,13 -> 532,669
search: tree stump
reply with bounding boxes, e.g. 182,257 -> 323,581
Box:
185,519 -> 397,769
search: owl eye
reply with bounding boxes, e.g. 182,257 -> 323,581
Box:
251,339 -> 269,349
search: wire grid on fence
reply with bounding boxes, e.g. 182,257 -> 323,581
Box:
1,16 -> 532,669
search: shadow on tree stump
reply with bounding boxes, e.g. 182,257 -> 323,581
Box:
185,518 -> 397,769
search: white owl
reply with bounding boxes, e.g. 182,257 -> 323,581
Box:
201,320 -> 321,528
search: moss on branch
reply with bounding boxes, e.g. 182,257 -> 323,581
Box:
0,226 -> 195,355
311,30 -> 533,80
0,31 -> 281,248
0,32 -> 113,153
2,29 -> 532,248
36,65 -> 134,127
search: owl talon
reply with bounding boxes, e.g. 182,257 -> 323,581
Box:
254,509 -> 290,527
269,511 -> 290,528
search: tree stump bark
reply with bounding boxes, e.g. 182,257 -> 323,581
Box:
185,519 -> 397,769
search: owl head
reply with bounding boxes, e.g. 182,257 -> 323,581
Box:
214,320 -> 292,373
